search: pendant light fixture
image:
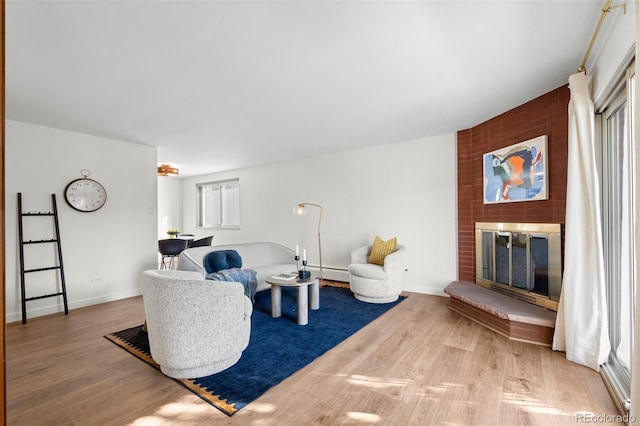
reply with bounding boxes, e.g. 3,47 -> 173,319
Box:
157,164 -> 179,176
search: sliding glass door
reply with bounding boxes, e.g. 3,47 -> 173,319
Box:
599,62 -> 636,413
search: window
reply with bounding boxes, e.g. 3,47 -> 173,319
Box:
598,61 -> 635,413
196,179 -> 240,228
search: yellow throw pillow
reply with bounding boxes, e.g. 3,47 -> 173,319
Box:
368,236 -> 397,266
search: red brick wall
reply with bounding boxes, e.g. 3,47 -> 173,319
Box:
457,85 -> 569,282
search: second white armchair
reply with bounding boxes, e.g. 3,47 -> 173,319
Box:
348,244 -> 406,303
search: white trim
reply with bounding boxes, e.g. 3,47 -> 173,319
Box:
7,289 -> 142,324
594,48 -> 636,111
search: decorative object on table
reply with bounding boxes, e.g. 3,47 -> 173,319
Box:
483,135 -> 548,204
105,285 -> 405,416
166,229 -> 180,238
349,237 -> 407,303
64,169 -> 107,212
271,272 -> 297,281
294,244 -> 301,274
157,164 -> 179,176
298,271 -> 311,280
294,244 -> 311,280
293,203 -> 323,279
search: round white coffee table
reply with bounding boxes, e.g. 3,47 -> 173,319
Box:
265,276 -> 320,325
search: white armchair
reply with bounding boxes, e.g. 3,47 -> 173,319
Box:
348,245 -> 406,303
140,269 -> 252,379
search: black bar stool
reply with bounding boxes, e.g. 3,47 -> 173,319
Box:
158,238 -> 188,269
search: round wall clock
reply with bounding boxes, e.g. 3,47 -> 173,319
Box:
64,169 -> 107,212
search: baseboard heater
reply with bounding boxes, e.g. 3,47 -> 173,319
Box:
304,265 -> 349,282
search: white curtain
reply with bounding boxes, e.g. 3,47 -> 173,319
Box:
552,72 -> 610,371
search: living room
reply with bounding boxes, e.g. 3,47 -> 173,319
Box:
7,2 -> 636,320
3,1 -> 639,423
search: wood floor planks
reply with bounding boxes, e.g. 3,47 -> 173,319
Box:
6,289 -> 622,425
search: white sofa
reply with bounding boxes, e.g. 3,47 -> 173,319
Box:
140,269 -> 252,378
177,241 -> 296,292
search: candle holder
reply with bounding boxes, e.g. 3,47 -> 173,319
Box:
298,259 -> 311,281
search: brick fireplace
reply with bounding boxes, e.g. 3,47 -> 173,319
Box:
457,85 -> 569,283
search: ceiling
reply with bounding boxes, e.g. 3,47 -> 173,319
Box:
7,1 -> 603,177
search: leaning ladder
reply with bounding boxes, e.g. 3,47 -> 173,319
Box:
17,193 -> 69,323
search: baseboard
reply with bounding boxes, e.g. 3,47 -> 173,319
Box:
6,288 -> 142,323
403,282 -> 448,297
307,265 -> 449,297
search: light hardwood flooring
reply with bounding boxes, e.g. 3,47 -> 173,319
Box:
6,288 -> 622,425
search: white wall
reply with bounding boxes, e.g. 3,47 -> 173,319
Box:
172,133 -> 458,296
5,120 -> 158,322
157,176 -> 183,239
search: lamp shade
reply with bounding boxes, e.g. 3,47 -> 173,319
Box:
293,204 -> 308,216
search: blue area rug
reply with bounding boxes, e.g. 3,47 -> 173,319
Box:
105,285 -> 405,415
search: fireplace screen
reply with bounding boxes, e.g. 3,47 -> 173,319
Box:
476,222 -> 561,311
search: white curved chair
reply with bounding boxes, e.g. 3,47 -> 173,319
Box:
348,245 -> 406,303
141,269 -> 252,379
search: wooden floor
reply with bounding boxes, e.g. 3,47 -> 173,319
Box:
6,288 -> 622,425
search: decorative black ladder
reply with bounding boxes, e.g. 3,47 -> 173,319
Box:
17,193 -> 69,324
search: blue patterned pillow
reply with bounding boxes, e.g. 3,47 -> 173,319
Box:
203,250 -> 243,273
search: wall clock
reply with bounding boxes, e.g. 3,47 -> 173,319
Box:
64,169 -> 107,212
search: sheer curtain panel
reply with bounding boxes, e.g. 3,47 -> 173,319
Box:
552,72 -> 611,371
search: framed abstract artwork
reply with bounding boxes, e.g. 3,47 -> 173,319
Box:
483,135 -> 548,204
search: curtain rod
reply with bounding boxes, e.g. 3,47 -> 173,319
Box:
577,0 -> 626,73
